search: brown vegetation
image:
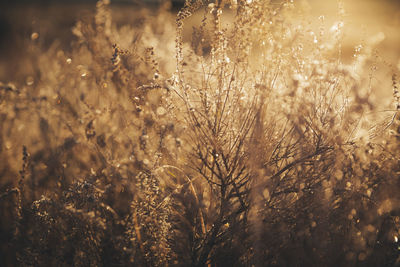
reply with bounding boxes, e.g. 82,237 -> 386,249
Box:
1,0 -> 400,266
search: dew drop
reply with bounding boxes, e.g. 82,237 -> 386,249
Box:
31,32 -> 39,40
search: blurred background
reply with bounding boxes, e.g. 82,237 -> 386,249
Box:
0,0 -> 399,82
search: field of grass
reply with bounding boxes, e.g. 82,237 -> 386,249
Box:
1,0 -> 400,266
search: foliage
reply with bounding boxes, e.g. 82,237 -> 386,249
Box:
1,0 -> 399,266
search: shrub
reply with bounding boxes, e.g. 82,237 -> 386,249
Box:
0,0 -> 399,266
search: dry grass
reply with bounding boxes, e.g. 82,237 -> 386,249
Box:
1,0 -> 400,266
